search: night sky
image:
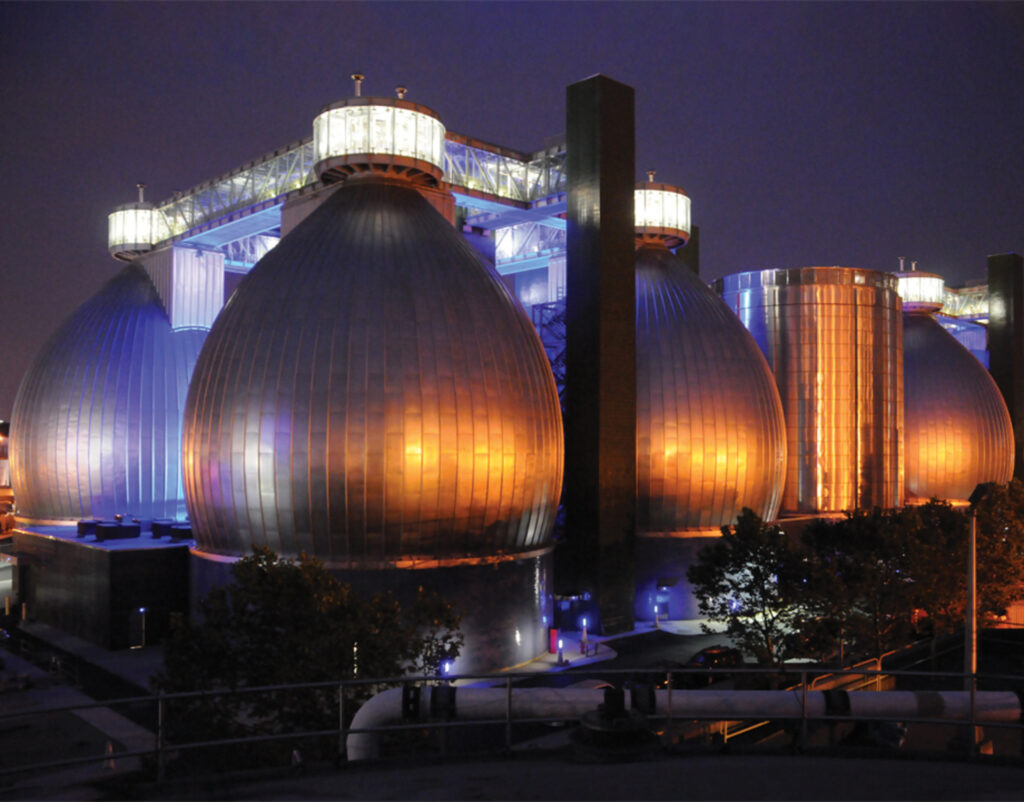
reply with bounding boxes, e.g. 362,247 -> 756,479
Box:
2,1 -> 1022,416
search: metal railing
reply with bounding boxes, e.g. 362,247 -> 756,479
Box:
2,660 -> 1022,785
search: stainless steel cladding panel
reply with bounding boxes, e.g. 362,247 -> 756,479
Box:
182,178 -> 563,564
716,268 -> 903,514
903,314 -> 1012,502
10,265 -> 204,521
636,247 -> 786,530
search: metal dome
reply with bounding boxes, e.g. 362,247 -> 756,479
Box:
182,176 -> 563,564
636,245 -> 786,530
903,313 -> 1013,502
10,264 -> 204,521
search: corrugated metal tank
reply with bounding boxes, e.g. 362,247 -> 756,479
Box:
716,267 -> 903,514
636,245 -> 786,530
182,175 -> 564,563
897,273 -> 1013,502
10,264 -> 203,521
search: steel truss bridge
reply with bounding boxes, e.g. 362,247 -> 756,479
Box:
142,131 -> 993,323
151,132 -> 567,274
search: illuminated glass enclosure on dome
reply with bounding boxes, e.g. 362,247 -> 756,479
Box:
10,265 -> 204,521
312,85 -> 446,186
897,272 -> 1013,502
108,185 -> 168,261
634,181 -> 691,247
896,272 -> 946,312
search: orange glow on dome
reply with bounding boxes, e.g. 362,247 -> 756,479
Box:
903,313 -> 1012,502
182,178 -> 563,564
636,247 -> 786,533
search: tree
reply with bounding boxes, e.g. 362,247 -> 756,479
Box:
155,547 -> 462,768
799,508 -> 917,659
974,479 -> 1024,618
687,509 -> 806,666
898,500 -> 969,634
799,496 -> 1024,655
885,490 -> 1024,634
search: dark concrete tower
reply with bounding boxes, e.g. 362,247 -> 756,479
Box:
987,252 -> 1024,478
564,75 -> 636,634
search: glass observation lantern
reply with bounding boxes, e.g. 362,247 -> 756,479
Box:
108,184 -> 166,261
634,172 -> 692,249
895,270 -> 946,313
313,78 -> 446,185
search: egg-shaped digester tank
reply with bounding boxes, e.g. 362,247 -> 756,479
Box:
10,264 -> 203,521
632,178 -> 786,622
636,249 -> 786,530
897,272 -> 1013,502
182,175 -> 564,563
716,267 -> 904,515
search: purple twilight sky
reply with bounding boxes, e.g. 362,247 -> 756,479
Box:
2,1 -> 1023,416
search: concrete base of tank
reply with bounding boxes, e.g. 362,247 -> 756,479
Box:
10,523 -> 190,649
190,547 -> 554,676
633,532 -> 720,623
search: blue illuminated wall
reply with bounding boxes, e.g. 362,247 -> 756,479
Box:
10,265 -> 204,521
937,315 -> 989,368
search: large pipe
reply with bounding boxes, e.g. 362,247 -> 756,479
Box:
346,687 -> 1021,761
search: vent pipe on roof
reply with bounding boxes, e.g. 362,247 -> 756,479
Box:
351,72 -> 365,97
395,85 -> 407,99
137,183 -> 145,203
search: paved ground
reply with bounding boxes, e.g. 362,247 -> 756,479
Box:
9,750 -> 1024,801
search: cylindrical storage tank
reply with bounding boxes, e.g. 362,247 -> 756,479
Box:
183,91 -> 563,671
896,272 -> 1013,502
10,264 -> 204,522
716,267 -> 903,515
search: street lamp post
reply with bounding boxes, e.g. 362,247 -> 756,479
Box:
965,483 -> 994,694
965,482 -> 994,755
966,509 -> 976,694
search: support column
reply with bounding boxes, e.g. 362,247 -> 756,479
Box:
562,75 -> 636,635
987,252 -> 1024,478
677,224 -> 700,277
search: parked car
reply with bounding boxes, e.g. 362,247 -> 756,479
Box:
675,645 -> 744,687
